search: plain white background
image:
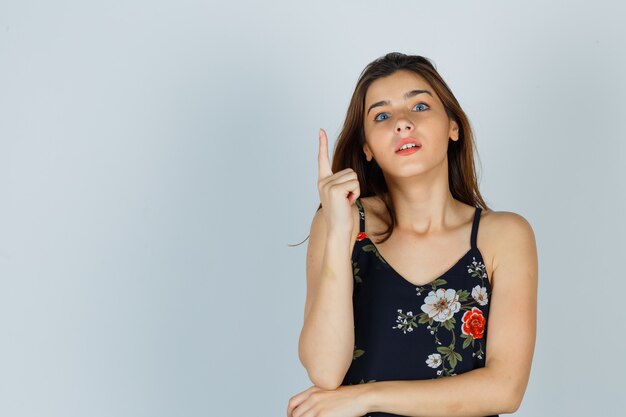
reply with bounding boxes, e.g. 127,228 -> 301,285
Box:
1,1 -> 625,416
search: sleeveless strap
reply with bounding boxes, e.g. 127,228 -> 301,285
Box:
355,198 -> 365,233
470,207 -> 482,249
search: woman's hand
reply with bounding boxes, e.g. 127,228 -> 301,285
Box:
317,128 -> 361,237
286,384 -> 369,417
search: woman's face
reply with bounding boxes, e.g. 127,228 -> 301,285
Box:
362,70 -> 459,177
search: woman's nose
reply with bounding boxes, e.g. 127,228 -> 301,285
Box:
395,121 -> 414,133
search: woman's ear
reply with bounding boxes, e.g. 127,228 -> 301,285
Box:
363,143 -> 373,162
449,119 -> 460,141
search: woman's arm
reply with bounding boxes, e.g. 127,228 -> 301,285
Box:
298,206 -> 358,390
356,212 -> 538,416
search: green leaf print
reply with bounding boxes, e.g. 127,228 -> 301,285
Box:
432,278 -> 447,287
442,316 -> 456,331
353,348 -> 365,360
462,334 -> 472,349
456,289 -> 470,302
361,244 -> 387,265
448,351 -> 463,369
352,260 -> 362,284
437,346 -> 452,355
448,354 -> 457,369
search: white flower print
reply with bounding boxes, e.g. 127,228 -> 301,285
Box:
467,257 -> 488,280
426,353 -> 442,368
471,285 -> 489,306
393,309 -> 417,334
420,288 -> 461,322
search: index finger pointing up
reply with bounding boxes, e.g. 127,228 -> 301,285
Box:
318,128 -> 333,180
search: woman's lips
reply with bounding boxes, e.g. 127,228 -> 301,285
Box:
395,137 -> 421,152
396,145 -> 421,156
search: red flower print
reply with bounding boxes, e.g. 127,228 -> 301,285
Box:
461,307 -> 486,339
356,232 -> 368,241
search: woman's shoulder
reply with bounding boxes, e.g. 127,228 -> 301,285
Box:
480,208 -> 534,234
479,207 -> 536,261
356,195 -> 391,229
358,195 -> 387,217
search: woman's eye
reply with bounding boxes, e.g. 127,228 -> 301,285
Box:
373,103 -> 429,122
374,113 -> 389,122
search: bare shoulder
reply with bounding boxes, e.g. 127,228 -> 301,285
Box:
358,195 -> 389,223
481,209 -> 536,242
360,195 -> 385,211
480,209 -> 537,274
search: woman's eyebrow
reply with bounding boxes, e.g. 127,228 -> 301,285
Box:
366,89 -> 433,115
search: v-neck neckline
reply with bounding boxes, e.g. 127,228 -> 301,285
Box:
361,236 -> 486,289
354,197 -> 491,289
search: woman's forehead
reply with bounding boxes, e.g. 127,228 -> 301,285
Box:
365,71 -> 433,104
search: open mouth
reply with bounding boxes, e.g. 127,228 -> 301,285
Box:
396,144 -> 422,155
395,137 -> 422,152
396,143 -> 421,152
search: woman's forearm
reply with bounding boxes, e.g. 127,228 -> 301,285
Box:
357,366 -> 518,417
298,232 -> 355,390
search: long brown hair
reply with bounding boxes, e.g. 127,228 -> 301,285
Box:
289,52 -> 490,247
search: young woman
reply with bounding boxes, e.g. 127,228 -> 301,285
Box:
288,52 -> 538,417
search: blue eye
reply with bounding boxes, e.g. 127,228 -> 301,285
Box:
374,102 -> 429,122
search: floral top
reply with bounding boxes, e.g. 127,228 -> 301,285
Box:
342,198 -> 497,417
